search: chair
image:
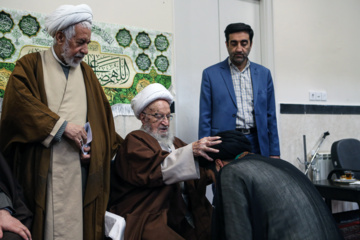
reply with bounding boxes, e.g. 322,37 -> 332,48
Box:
327,138 -> 360,223
328,138 -> 360,180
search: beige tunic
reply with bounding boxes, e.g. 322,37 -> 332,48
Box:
40,49 -> 87,240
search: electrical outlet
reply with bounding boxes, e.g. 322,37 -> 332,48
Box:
315,92 -> 322,101
309,91 -> 316,101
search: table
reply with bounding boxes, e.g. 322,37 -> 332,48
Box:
313,179 -> 360,210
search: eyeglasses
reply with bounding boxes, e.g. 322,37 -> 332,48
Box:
142,112 -> 173,121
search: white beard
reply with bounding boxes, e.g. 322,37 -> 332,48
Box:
61,40 -> 84,67
141,124 -> 174,147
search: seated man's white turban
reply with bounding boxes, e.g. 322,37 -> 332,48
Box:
131,83 -> 174,119
45,4 -> 93,38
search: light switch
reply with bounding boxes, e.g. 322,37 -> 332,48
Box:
321,91 -> 327,101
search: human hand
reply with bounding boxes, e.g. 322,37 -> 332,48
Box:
80,146 -> 91,165
192,136 -> 222,161
0,209 -> 32,240
64,122 -> 87,149
270,155 -> 280,159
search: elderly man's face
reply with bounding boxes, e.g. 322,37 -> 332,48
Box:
140,100 -> 171,137
60,24 -> 91,67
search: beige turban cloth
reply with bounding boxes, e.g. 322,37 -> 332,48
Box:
131,83 -> 174,119
45,4 -> 93,38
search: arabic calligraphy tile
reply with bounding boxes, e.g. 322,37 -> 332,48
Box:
135,53 -> 151,71
116,28 -> 132,48
135,31 -> 151,50
0,11 -> 14,34
0,37 -> 15,60
18,14 -> 40,37
155,34 -> 169,52
155,55 -> 169,73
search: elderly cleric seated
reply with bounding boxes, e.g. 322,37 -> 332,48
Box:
108,83 -> 221,240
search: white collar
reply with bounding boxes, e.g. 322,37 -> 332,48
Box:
51,46 -> 70,67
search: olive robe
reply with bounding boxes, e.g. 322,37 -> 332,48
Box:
0,152 -> 33,240
109,130 -> 212,240
212,154 -> 344,240
0,51 -> 122,240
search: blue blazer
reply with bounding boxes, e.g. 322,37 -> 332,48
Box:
198,58 -> 280,157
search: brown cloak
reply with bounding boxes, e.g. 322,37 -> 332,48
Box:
109,130 -> 212,240
0,52 -> 122,240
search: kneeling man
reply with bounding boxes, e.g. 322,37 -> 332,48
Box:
109,83 -> 220,240
199,130 -> 344,240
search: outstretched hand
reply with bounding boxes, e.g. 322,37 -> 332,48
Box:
0,209 -> 32,240
192,136 -> 222,161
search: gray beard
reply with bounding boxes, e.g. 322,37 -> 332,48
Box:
141,124 -> 174,148
61,41 -> 84,67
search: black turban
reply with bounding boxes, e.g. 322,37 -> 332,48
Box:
198,130 -> 252,168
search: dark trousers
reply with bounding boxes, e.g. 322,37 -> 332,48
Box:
245,132 -> 261,154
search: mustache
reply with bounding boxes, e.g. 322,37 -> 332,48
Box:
158,125 -> 169,130
75,53 -> 85,58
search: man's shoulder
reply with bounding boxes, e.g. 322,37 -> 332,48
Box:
126,130 -> 150,140
250,61 -> 270,73
16,52 -> 40,64
80,61 -> 100,83
203,58 -> 228,72
173,136 -> 187,148
126,130 -> 158,144
80,61 -> 93,72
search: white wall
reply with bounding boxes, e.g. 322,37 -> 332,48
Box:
273,0 -> 360,173
173,0 -> 219,143
1,0 -> 173,32
174,0 -> 262,143
274,0 -> 360,105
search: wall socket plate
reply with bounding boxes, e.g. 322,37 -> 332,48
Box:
309,91 -> 327,101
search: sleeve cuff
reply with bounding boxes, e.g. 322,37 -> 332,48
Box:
0,191 -> 14,215
53,120 -> 68,142
161,144 -> 199,184
42,118 -> 66,147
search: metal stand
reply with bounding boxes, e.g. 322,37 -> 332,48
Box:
304,131 -> 330,176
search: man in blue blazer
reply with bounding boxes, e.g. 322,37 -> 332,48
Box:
199,22 -> 280,158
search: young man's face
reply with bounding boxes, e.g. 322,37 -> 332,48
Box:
226,31 -> 252,68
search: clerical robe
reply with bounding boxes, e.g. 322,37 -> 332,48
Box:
0,152 -> 33,240
109,130 -> 212,240
0,50 -> 122,240
212,154 -> 344,240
